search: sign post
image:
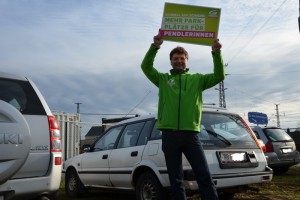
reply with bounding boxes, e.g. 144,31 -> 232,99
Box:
160,3 -> 221,46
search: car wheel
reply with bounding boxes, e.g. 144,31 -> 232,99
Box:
218,191 -> 235,200
65,168 -> 86,197
47,191 -> 59,200
273,166 -> 289,174
136,171 -> 169,200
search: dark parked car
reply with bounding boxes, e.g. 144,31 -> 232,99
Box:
251,126 -> 300,174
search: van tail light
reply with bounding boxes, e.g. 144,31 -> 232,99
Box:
48,116 -> 62,153
55,157 -> 62,165
265,141 -> 274,152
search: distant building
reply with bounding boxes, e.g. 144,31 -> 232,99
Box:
82,126 -> 103,146
102,115 -> 139,131
81,115 -> 139,146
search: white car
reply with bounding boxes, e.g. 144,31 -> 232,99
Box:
0,72 -> 62,200
62,107 -> 273,200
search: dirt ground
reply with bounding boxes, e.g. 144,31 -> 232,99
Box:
59,166 -> 300,200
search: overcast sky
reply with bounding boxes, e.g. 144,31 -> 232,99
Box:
1,0 -> 299,133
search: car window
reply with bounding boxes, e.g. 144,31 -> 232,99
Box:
252,130 -> 260,139
0,78 -> 45,115
137,120 -> 153,146
93,126 -> 123,151
150,121 -> 161,140
201,113 -> 257,148
117,122 -> 145,148
264,129 -> 293,142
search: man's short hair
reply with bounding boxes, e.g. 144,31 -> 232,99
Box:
169,46 -> 189,60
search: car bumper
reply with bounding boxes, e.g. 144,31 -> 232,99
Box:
184,166 -> 273,190
266,151 -> 300,168
0,164 -> 62,200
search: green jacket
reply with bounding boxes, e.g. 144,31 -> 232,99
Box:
141,44 -> 225,132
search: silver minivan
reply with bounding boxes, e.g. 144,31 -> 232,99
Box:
252,126 -> 300,174
63,106 -> 273,200
0,72 -> 62,200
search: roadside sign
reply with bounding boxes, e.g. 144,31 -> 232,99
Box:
160,2 -> 221,46
248,112 -> 268,125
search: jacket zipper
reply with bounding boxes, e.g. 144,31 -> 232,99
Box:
177,73 -> 182,130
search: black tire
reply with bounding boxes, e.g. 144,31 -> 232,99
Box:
30,191 -> 58,200
136,171 -> 169,200
218,192 -> 235,200
273,166 -> 289,174
47,191 -> 59,200
65,168 -> 87,197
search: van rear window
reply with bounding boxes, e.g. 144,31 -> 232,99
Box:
200,112 -> 257,148
149,112 -> 258,149
263,128 -> 293,142
0,78 -> 46,115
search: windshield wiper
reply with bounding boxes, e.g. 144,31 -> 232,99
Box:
204,129 -> 232,146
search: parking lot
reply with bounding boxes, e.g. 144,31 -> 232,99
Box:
59,165 -> 300,200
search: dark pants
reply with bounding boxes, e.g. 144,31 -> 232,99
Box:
162,130 -> 218,200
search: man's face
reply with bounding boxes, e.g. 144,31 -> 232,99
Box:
171,53 -> 188,72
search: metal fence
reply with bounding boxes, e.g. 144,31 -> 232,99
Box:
53,112 -> 81,161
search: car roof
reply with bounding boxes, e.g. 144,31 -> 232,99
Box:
115,106 -> 237,126
0,72 -> 28,81
251,126 -> 283,130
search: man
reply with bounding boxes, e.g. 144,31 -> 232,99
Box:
141,32 -> 225,200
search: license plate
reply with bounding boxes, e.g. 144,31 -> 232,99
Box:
282,148 -> 292,153
219,152 -> 247,163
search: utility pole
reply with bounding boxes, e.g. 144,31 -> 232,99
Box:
275,104 -> 280,128
215,64 -> 228,108
298,0 -> 300,32
75,102 -> 82,114
215,81 -> 227,108
74,103 -> 82,147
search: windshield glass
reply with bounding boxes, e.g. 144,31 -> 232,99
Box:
263,128 -> 293,142
200,112 -> 257,148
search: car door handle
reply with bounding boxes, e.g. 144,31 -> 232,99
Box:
102,154 -> 108,159
131,151 -> 138,157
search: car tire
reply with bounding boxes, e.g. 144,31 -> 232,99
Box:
273,166 -> 289,174
65,168 -> 86,197
136,171 -> 169,200
218,191 -> 235,200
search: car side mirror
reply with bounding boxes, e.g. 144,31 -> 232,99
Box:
82,144 -> 92,152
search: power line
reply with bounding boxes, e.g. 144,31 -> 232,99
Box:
225,0 -> 267,54
228,0 -> 289,64
80,113 -> 137,116
228,70 -> 300,76
125,90 -> 151,117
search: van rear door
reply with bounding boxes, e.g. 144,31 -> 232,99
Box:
0,100 -> 31,184
0,76 -> 51,178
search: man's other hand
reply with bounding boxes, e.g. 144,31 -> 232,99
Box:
212,39 -> 222,53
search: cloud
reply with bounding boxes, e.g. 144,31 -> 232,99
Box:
0,0 -> 299,132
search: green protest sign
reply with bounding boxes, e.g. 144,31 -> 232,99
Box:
160,3 -> 221,46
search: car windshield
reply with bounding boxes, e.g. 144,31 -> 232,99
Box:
200,112 -> 256,148
263,128 -> 293,142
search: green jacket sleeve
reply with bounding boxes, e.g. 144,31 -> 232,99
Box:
141,44 -> 161,87
201,51 -> 226,90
